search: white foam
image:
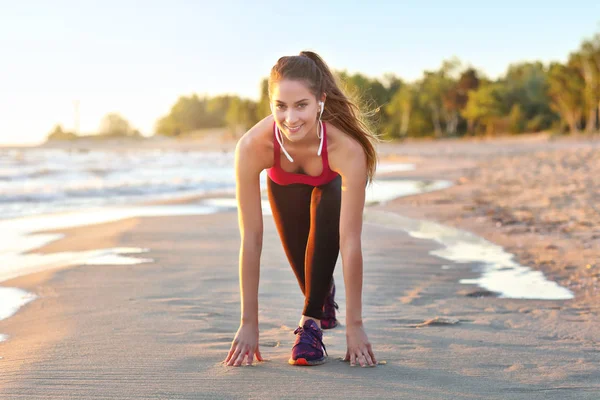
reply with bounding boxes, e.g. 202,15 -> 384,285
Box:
365,210 -> 574,300
84,248 -> 153,265
0,287 -> 37,324
0,205 -> 219,345
376,163 -> 416,173
0,205 -> 218,284
366,179 -> 452,205
201,178 -> 452,216
201,198 -> 273,216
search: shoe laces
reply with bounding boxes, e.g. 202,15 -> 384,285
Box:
293,324 -> 328,357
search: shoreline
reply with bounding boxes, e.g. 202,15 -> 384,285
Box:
7,130 -> 597,153
2,135 -> 597,317
2,134 -> 598,309
376,141 -> 600,304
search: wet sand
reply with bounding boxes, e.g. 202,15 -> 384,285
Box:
1,134 -> 600,399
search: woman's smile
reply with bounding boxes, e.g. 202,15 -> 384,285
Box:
283,123 -> 304,133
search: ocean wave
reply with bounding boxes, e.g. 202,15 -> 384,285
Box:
0,148 -> 237,219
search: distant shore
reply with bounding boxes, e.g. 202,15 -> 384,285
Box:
6,129 -> 596,153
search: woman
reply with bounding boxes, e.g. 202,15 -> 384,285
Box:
223,51 -> 378,368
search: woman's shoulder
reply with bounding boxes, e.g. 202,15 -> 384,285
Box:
235,115 -> 275,170
326,122 -> 367,178
325,122 -> 364,156
238,115 -> 274,147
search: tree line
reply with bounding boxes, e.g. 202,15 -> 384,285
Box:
155,32 -> 599,139
47,113 -> 142,141
48,31 -> 600,142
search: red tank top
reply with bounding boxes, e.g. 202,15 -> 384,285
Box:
267,121 -> 339,186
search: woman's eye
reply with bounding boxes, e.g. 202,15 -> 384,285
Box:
298,104 -> 307,108
275,104 -> 285,110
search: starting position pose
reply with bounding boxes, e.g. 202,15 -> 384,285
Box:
224,51 -> 378,367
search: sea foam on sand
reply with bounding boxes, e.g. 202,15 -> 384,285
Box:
365,210 -> 574,300
0,204 -> 220,344
0,287 -> 37,342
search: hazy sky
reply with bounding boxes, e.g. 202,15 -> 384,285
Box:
1,1 -> 599,145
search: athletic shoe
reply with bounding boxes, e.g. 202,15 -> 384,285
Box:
288,319 -> 328,366
321,278 -> 339,330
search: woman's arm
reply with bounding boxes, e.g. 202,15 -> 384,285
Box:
234,135 -> 265,325
337,142 -> 368,327
331,136 -> 376,367
224,128 -> 270,367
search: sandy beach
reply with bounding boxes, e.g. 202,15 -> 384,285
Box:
1,134 -> 600,399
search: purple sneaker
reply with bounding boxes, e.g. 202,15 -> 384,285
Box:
288,319 -> 328,366
321,278 -> 339,330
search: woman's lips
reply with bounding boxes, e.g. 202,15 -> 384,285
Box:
284,123 -> 304,133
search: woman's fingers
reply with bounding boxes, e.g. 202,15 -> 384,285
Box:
233,345 -> 249,366
223,343 -> 237,364
367,344 -> 377,365
227,346 -> 242,366
247,350 -> 254,366
362,350 -> 374,366
225,342 -> 263,367
349,348 -> 376,367
357,352 -> 366,367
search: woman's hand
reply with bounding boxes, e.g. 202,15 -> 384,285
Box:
344,324 -> 376,367
223,323 -> 263,366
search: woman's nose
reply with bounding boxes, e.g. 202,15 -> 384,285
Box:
284,110 -> 299,124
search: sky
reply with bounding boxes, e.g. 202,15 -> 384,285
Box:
1,1 -> 599,146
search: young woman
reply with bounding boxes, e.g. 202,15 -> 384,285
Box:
223,51 -> 378,368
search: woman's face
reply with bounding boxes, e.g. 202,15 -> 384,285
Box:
270,79 -> 320,143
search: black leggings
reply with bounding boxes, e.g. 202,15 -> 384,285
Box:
267,175 -> 342,320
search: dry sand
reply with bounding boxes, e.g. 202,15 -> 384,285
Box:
1,134 -> 600,399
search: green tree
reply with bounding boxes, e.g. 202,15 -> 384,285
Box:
417,58 -> 461,137
452,68 -> 480,134
256,78 -> 271,120
461,84 -> 505,135
99,113 -> 133,137
508,104 -> 526,133
226,97 -> 258,138
384,84 -> 414,138
547,62 -> 585,133
156,93 -> 260,137
571,35 -> 600,132
46,124 -> 77,141
155,94 -> 207,136
502,62 -> 557,132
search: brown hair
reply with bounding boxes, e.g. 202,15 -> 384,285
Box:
268,50 -> 379,183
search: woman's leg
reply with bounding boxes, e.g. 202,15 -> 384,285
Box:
267,178 -> 313,294
267,176 -> 342,321
303,175 -> 342,320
